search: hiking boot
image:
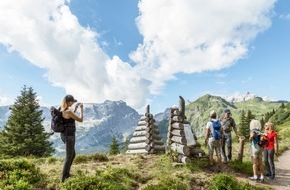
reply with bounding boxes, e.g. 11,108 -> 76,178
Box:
258,178 -> 264,183
249,176 -> 258,181
209,165 -> 215,172
217,166 -> 221,173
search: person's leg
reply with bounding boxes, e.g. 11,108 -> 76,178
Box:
253,157 -> 258,178
258,155 -> 265,181
221,135 -> 227,163
263,149 -> 271,176
62,136 -> 76,182
208,139 -> 215,171
268,149 -> 275,179
226,134 -> 232,161
249,145 -> 259,180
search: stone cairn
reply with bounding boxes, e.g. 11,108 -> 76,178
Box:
126,105 -> 165,154
166,96 -> 205,163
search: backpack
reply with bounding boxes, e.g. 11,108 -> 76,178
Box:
253,130 -> 269,147
50,106 -> 65,133
211,120 -> 222,140
258,133 -> 269,147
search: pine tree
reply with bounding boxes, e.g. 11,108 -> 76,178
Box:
246,110 -> 255,125
280,103 -> 285,109
123,137 -> 129,153
260,117 -> 265,131
239,110 -> 249,139
109,135 -> 120,155
0,86 -> 54,158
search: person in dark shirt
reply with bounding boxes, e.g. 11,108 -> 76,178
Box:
220,109 -> 239,164
60,95 -> 83,182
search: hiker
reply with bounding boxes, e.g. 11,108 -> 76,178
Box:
60,95 -> 83,182
205,110 -> 222,172
249,119 -> 265,182
263,122 -> 279,179
220,109 -> 239,164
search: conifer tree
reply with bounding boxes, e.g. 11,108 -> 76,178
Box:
109,135 -> 120,155
246,110 -> 255,125
123,137 -> 129,153
238,110 -> 249,138
260,117 -> 265,131
0,86 -> 54,158
280,103 -> 285,109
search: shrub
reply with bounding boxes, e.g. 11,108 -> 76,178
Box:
229,160 -> 253,175
74,153 -> 109,164
61,167 -> 140,190
47,156 -> 58,164
209,173 -> 268,190
143,177 -> 188,190
0,159 -> 46,189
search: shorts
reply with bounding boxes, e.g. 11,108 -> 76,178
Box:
208,138 -> 221,156
250,143 -> 262,158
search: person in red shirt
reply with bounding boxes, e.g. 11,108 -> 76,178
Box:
263,123 -> 279,179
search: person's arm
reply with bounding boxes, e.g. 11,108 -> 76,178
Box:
232,119 -> 240,138
73,104 -> 79,113
205,127 -> 210,145
274,135 -> 279,155
68,104 -> 83,122
205,122 -> 211,145
249,131 -> 254,141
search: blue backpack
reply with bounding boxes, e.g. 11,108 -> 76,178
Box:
211,120 -> 222,140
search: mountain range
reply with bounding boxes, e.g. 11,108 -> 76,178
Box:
0,93 -> 287,156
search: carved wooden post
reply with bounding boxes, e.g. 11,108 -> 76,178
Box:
238,136 -> 245,162
179,96 -> 185,123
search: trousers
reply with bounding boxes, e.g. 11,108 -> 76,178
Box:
61,134 -> 76,182
221,133 -> 232,162
263,149 -> 275,177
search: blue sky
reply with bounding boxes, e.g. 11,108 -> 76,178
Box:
0,0 -> 289,114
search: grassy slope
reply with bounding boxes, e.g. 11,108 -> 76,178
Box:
34,152 -> 272,190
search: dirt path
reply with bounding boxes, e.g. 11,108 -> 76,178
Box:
266,148 -> 290,190
237,148 -> 290,190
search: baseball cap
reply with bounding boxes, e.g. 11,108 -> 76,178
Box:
224,109 -> 231,114
65,95 -> 77,102
210,110 -> 216,117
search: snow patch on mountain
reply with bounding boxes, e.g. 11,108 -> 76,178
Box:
223,92 -> 275,102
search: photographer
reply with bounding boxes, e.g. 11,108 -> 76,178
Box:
60,95 -> 83,182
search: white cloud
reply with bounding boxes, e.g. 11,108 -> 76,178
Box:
0,0 -> 276,109
280,14 -> 290,20
0,0 -> 149,109
130,0 -> 276,93
0,93 -> 12,106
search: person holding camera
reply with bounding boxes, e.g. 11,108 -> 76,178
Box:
60,95 -> 83,182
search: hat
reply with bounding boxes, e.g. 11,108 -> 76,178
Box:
65,95 -> 77,102
210,110 -> 216,117
224,109 -> 231,114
